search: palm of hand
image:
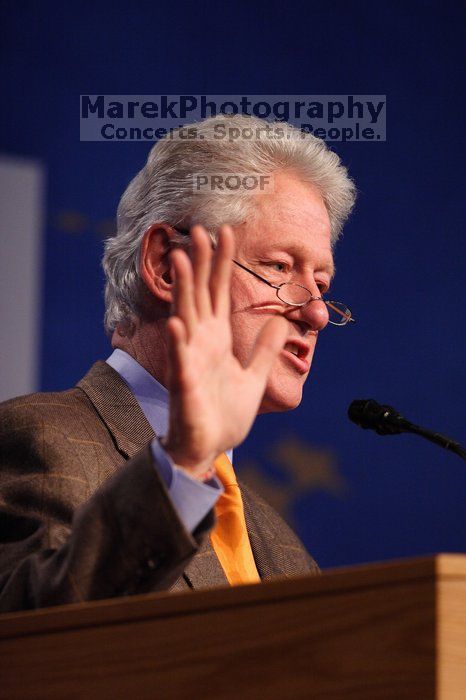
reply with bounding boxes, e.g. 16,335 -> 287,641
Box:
164,225 -> 288,477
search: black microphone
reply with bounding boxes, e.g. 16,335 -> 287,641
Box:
348,398 -> 466,461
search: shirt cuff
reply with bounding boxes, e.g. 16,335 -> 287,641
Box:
150,437 -> 223,533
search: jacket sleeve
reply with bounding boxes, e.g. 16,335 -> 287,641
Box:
0,434 -> 214,613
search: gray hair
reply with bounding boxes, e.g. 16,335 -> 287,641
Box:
103,114 -> 356,333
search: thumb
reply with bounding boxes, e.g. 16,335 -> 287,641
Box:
247,316 -> 288,383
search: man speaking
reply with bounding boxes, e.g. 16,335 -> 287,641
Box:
0,114 -> 356,612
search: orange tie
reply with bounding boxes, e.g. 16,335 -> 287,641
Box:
210,453 -> 260,585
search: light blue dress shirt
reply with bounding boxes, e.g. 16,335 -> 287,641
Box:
106,349 -> 226,533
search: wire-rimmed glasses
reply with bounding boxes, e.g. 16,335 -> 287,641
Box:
172,227 -> 355,326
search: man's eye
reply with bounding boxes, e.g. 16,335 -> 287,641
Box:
266,261 -> 288,273
317,282 -> 329,295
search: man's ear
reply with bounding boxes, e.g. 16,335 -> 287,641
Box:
139,224 -> 176,303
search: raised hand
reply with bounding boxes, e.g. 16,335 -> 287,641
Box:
162,224 -> 288,479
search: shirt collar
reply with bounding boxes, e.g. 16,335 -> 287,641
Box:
106,349 -> 169,437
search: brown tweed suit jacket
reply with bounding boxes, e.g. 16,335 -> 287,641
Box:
0,361 -> 318,612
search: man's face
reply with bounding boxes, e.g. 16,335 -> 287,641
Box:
230,171 -> 334,413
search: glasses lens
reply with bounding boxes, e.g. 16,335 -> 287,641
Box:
325,300 -> 352,325
277,283 -> 312,306
276,284 -> 353,326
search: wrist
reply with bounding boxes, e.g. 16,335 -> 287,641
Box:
177,464 -> 217,483
160,437 -> 216,481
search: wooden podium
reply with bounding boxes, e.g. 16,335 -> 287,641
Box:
0,554 -> 464,699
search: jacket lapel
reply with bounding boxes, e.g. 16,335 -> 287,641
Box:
76,360 -> 155,458
241,482 -> 288,580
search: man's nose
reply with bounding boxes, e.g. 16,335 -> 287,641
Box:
288,276 -> 330,331
297,295 -> 329,331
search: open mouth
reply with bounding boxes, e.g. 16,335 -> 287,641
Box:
281,340 -> 311,374
284,340 -> 307,360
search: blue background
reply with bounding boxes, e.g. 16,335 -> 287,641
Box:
1,0 -> 464,569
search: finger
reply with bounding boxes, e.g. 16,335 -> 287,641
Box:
210,224 -> 235,317
170,249 -> 197,339
247,316 -> 288,384
191,225 -> 213,319
166,315 -> 188,388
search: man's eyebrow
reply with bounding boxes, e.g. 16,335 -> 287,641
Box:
267,241 -> 336,280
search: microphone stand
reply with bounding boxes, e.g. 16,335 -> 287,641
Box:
395,418 -> 466,461
349,399 -> 466,462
